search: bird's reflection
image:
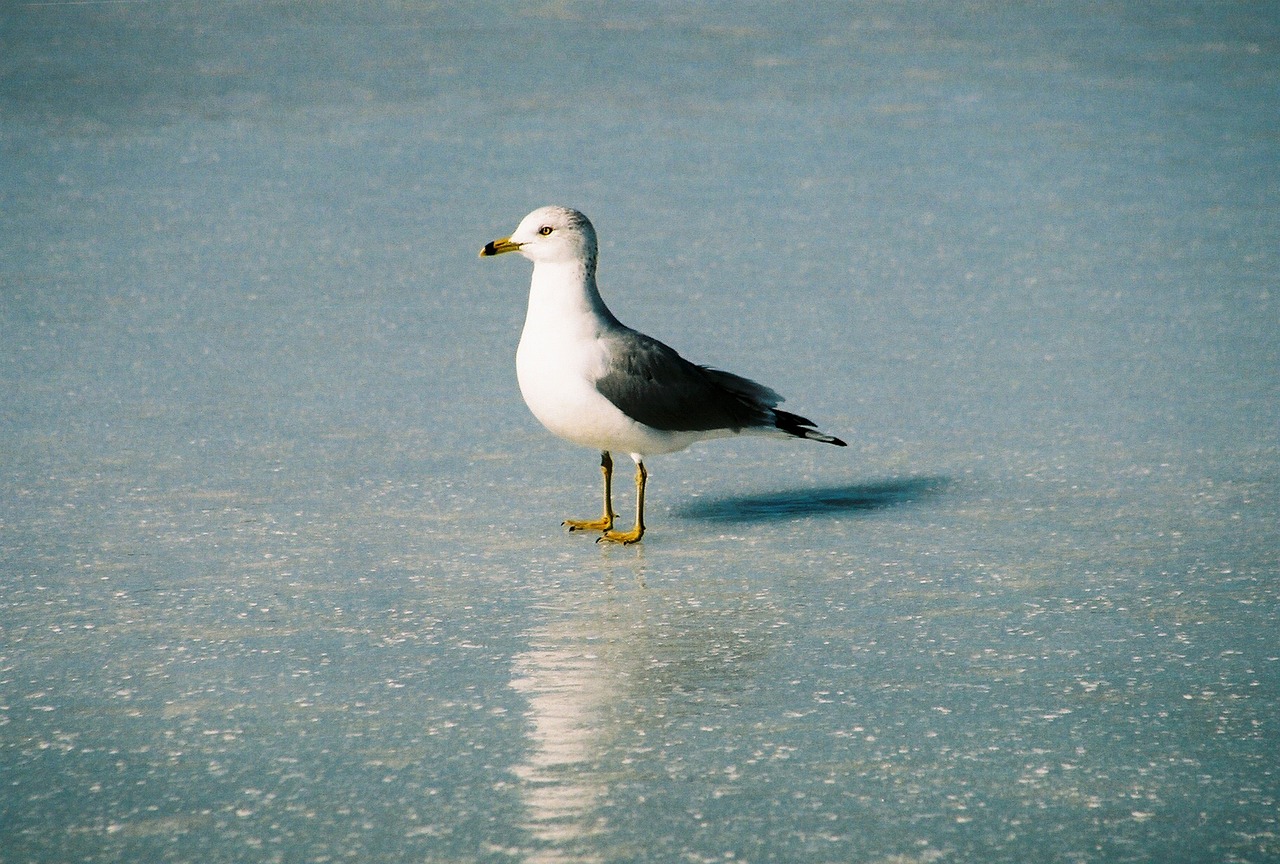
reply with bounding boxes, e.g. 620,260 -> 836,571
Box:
510,624 -> 611,864
508,568 -> 774,863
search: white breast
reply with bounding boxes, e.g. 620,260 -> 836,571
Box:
514,259 -> 713,457
517,321 -> 614,444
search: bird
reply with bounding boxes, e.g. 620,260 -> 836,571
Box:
480,206 -> 846,544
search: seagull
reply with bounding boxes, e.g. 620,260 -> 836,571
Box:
480,206 -> 846,544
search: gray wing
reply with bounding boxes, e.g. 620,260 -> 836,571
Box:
594,328 -> 782,433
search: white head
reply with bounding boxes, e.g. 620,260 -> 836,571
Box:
480,205 -> 598,267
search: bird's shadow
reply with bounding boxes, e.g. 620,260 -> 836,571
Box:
675,476 -> 951,524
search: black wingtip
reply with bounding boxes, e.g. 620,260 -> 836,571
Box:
774,409 -> 846,446
805,431 -> 847,446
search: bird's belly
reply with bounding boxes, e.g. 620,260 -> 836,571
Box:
516,336 -> 697,455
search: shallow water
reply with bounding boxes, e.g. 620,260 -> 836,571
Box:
3,3 -> 1277,862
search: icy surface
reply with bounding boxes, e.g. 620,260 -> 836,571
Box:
2,3 -> 1277,863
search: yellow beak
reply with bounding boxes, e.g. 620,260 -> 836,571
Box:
479,236 -> 522,258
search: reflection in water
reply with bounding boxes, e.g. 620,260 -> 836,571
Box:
508,569 -> 776,863
510,620 -> 612,864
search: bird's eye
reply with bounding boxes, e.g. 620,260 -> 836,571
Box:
538,226 -> 553,236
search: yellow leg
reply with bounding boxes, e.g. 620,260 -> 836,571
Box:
600,460 -> 646,545
563,450 -> 617,532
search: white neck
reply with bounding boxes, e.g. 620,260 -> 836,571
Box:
522,259 -> 620,336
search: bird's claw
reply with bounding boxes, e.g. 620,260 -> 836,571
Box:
563,516 -> 614,533
597,529 -> 643,545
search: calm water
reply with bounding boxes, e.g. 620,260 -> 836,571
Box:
3,3 -> 1277,862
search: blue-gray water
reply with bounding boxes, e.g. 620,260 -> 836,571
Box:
2,3 -> 1276,863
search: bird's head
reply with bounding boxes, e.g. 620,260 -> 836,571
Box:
480,205 -> 598,266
